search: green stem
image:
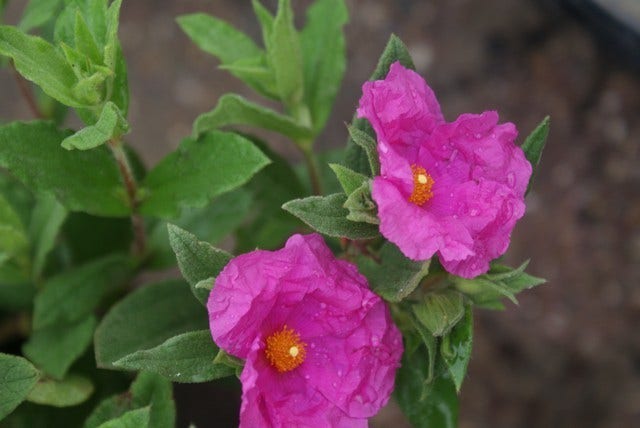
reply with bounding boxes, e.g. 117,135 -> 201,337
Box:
107,138 -> 146,257
300,145 -> 322,195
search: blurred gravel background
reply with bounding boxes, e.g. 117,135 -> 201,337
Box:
1,0 -> 639,427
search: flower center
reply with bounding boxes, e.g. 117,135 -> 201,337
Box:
409,164 -> 435,206
264,325 -> 307,373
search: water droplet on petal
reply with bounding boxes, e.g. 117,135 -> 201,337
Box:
507,172 -> 515,188
337,370 -> 343,378
305,374 -> 310,380
475,133 -> 482,139
470,208 -> 478,217
320,302 -> 326,309
379,143 -> 388,153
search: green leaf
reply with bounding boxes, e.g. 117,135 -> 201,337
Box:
269,0 -> 303,108
0,353 -> 40,420
96,407 -> 150,428
147,189 -> 251,269
84,372 -> 174,428
139,130 -> 270,219
193,94 -> 312,140
251,0 -> 274,49
282,193 -> 379,240
113,330 -> 235,383
343,180 -> 379,225
328,163 -> 367,195
301,0 -> 348,132
522,116 -> 550,194
219,56 -> 277,99
371,34 -> 415,80
358,242 -> 430,302
0,121 -> 130,216
395,348 -> 459,428
33,254 -> 132,329
74,10 -> 102,64
23,316 -> 97,380
28,193 -> 67,278
94,280 -> 208,369
453,261 -> 546,308
167,224 -> 232,305
441,307 -> 473,392
177,13 -> 262,65
26,373 -> 94,407
413,289 -> 465,337
409,315 -> 438,383
0,193 -> 29,264
19,0 -> 65,32
129,373 -> 174,428
346,124 -> 379,177
61,102 -> 129,150
0,26 -> 88,107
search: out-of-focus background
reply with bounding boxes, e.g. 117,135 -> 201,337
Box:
1,0 -> 639,427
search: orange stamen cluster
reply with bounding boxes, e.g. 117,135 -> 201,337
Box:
408,164 -> 435,206
265,325 -> 307,373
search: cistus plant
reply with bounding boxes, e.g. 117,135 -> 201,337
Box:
0,0 -> 549,427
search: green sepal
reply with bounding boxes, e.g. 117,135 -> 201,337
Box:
522,116 -> 550,194
413,289 -> 465,337
328,163 -> 368,195
343,180 -> 379,225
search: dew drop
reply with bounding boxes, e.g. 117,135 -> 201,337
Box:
379,143 -> 388,153
507,172 -> 515,188
337,370 -> 343,378
449,149 -> 458,162
320,302 -> 326,309
475,133 -> 482,139
310,343 -> 316,349
470,208 -> 478,217
305,374 -> 310,380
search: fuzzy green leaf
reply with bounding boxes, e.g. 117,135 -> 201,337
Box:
33,254 -> 132,329
96,407 -> 150,428
26,373 -> 94,407
395,348 -> 458,428
113,330 -> 235,383
19,0 -> 64,32
167,224 -> 232,305
23,316 -> 97,380
441,307 -> 473,392
193,94 -> 312,140
61,102 -> 129,150
0,193 -> 29,264
0,26 -> 86,107
301,0 -> 348,132
522,116 -> 550,194
346,124 -> 379,176
358,243 -> 430,302
0,121 -> 130,216
328,163 -> 367,195
140,130 -> 270,219
28,193 -> 67,278
343,180 -> 379,225
282,193 -> 379,240
94,280 -> 208,370
413,289 -> 465,337
0,353 -> 40,420
270,0 -> 303,108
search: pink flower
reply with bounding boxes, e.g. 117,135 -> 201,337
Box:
207,234 -> 403,427
357,62 -> 531,278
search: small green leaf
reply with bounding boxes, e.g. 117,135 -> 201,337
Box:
282,193 -> 379,240
219,55 -> 277,98
252,0 -> 274,49
371,34 -> 415,80
139,130 -> 270,219
0,26 -> 88,107
96,407 -> 150,428
413,289 -> 465,337
33,254 -> 132,329
19,0 -> 65,32
395,348 -> 459,428
193,94 -> 312,140
74,10 -> 102,64
269,0 -> 303,108
84,373 -> 174,428
113,330 -> 235,383
167,224 -> 232,305
346,124 -> 379,176
453,261 -> 546,308
328,163 -> 367,195
177,13 -> 262,65
0,353 -> 40,420
61,102 -> 129,150
522,116 -> 550,194
409,315 -> 437,383
358,242 -> 430,302
0,121 -> 130,216
28,193 -> 67,278
26,373 -> 94,407
23,316 -> 97,380
343,180 -> 379,225
441,307 -> 473,392
95,280 -> 208,369
0,193 -> 29,264
301,0 -> 348,133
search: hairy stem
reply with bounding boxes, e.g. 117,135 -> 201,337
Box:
11,62 -> 44,119
300,145 -> 323,195
107,138 -> 146,257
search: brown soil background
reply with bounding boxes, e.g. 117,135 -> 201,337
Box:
1,0 -> 639,427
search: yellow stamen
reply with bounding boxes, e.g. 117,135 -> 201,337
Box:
409,164 -> 435,206
265,325 -> 306,372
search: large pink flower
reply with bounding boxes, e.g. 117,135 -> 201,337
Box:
207,234 -> 403,427
357,62 -> 532,278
